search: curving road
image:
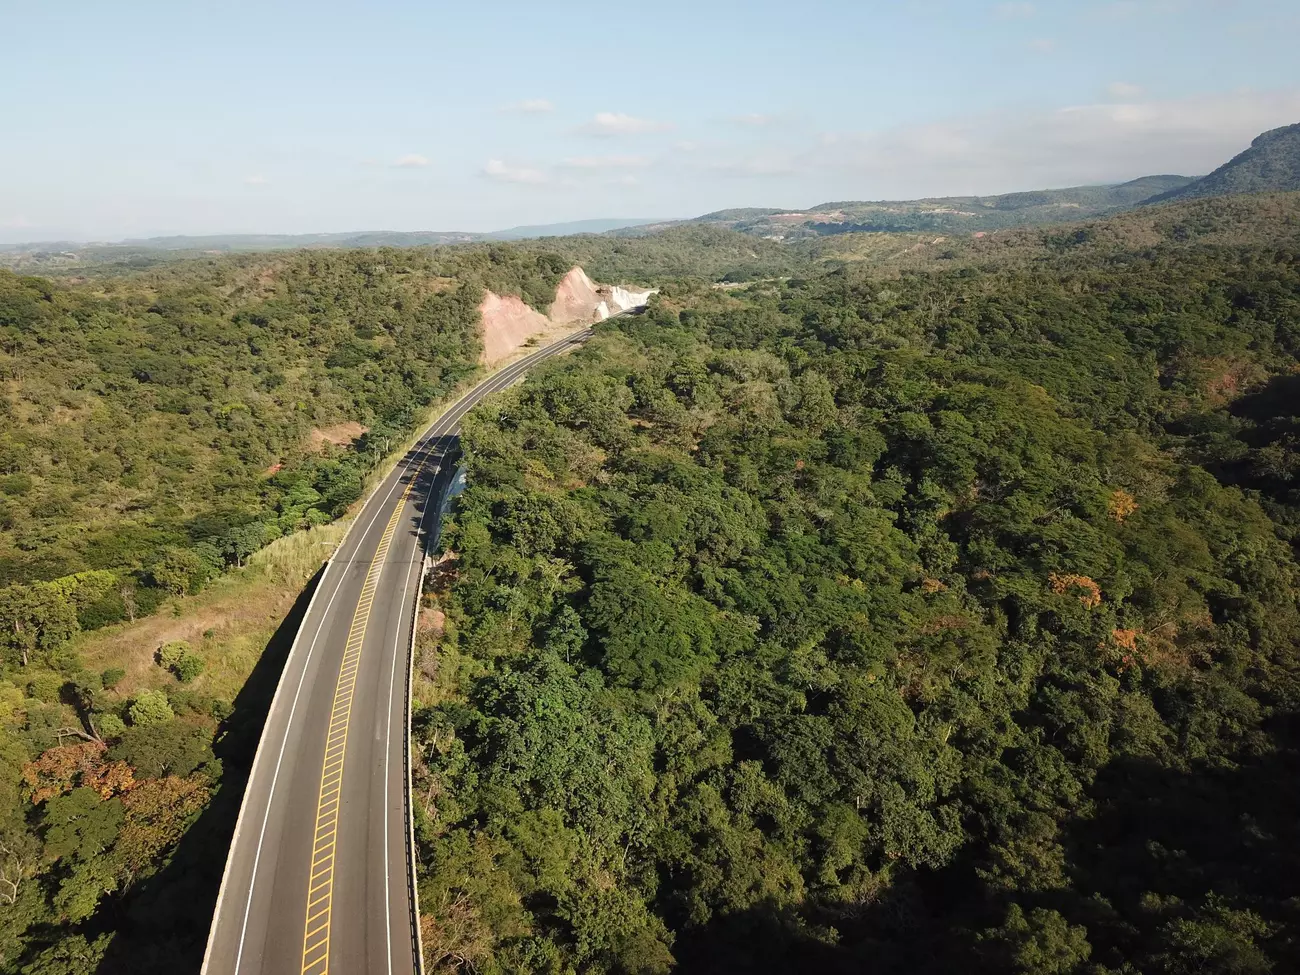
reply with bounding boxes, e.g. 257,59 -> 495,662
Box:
203,327 -> 592,975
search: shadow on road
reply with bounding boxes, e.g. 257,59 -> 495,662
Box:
93,566 -> 326,975
91,435 -> 464,974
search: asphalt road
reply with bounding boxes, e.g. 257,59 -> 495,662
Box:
203,327 -> 592,975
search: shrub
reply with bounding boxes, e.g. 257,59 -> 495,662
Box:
100,667 -> 126,691
156,641 -> 190,670
127,689 -> 174,727
26,673 -> 65,703
97,713 -> 127,740
149,548 -> 209,596
168,689 -> 215,717
174,652 -> 205,684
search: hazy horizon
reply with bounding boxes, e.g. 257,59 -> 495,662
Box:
3,0 -> 1299,244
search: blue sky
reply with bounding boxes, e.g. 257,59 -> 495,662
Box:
3,0 -> 1298,241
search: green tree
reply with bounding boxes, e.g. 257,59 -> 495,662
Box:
149,550 -> 208,597
40,788 -> 123,863
1153,896 -> 1277,975
18,932 -> 112,974
174,652 -> 204,684
0,584 -> 79,667
108,721 -> 212,778
982,904 -> 1093,975
126,691 -> 173,727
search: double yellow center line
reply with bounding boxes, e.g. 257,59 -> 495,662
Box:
294,330 -> 590,975
301,473 -> 417,975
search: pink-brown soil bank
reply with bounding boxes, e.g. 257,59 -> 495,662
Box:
477,266 -> 655,365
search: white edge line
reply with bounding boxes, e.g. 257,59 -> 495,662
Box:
400,328 -> 593,973
220,432 -> 439,975
384,496 -> 421,975
201,384 -> 478,973
201,325 -> 595,974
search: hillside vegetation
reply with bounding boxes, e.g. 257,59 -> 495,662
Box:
1,191 -> 1300,971
411,198 -> 1300,974
812,191 -> 1300,272
1149,122 -> 1300,204
691,175 -> 1194,239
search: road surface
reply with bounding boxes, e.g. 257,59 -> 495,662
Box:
203,328 -> 592,975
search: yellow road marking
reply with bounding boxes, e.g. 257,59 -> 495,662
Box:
280,342 -> 578,975
301,470 -> 420,975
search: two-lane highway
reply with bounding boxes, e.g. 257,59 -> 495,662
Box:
203,327 -> 592,975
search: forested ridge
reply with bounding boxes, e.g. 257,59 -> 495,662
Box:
0,193 -> 1298,972
0,243 -> 589,970
412,221 -> 1300,973
0,225 -> 777,970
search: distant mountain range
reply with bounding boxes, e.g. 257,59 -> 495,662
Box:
664,122 -> 1298,240
0,218 -> 664,256
1145,122 -> 1300,204
678,174 -> 1197,239
4,122 -> 1297,268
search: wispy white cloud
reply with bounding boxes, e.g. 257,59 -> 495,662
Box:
244,174 -> 269,185
1107,81 -> 1143,100
812,88 -> 1300,196
1028,37 -> 1057,52
483,158 -> 548,185
994,2 -> 1036,18
1093,1 -> 1188,21
393,154 -> 430,168
730,112 -> 777,126
501,98 -> 554,114
579,112 -> 673,136
561,154 -> 650,169
0,215 -> 33,229
707,154 -> 802,179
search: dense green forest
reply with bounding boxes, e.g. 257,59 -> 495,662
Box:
0,225 -> 799,970
0,242 -> 594,970
1,191 -> 1299,972
413,217 -> 1300,973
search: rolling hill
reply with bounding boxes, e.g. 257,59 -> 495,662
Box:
0,219 -> 665,272
7,121 -> 1297,278
686,174 -> 1194,239
1145,122 -> 1300,204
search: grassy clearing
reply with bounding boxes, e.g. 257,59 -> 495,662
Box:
71,380 -> 470,706
71,327 -> 590,711
74,519 -> 348,703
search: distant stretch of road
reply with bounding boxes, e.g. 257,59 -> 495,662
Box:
203,327 -> 593,975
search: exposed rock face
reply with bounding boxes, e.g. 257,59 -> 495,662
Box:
549,267 -> 659,325
478,291 -> 550,365
608,283 -> 656,313
548,267 -> 605,325
478,266 -> 658,365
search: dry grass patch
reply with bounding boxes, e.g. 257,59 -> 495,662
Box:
74,520 -> 347,703
309,421 -> 368,451
70,342 -> 573,712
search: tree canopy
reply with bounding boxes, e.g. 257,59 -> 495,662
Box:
412,217 -> 1300,974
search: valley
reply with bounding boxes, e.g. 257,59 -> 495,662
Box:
1,117 -> 1299,974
